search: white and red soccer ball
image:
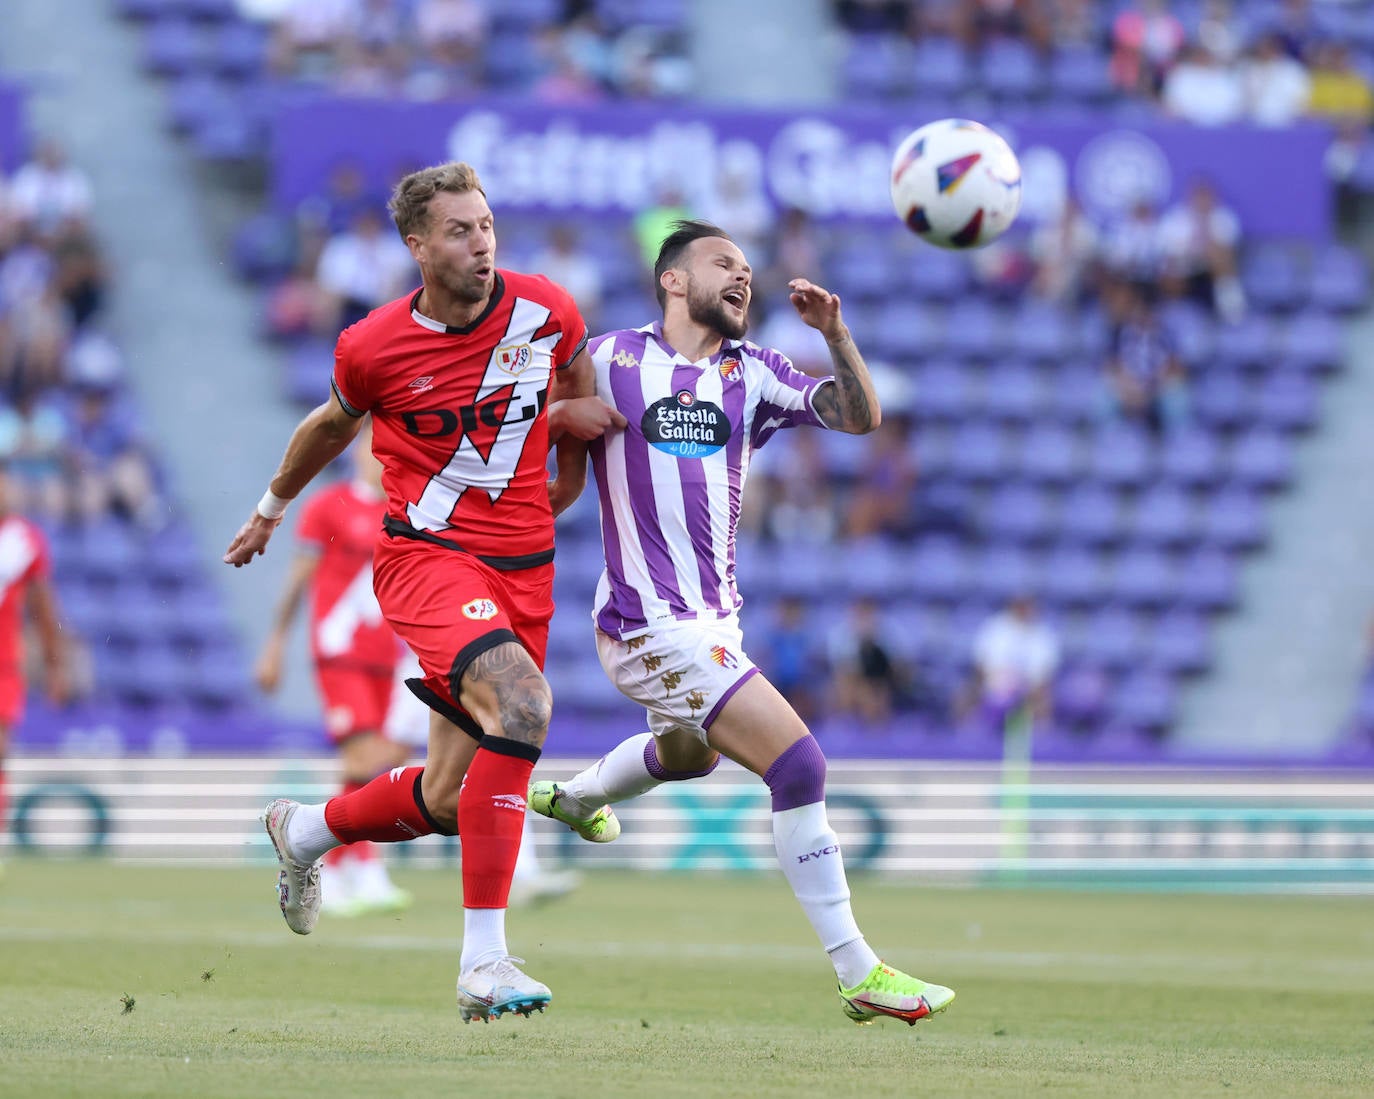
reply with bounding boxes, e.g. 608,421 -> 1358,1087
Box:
890,118 -> 1023,250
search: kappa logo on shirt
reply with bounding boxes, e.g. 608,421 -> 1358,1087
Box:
462,598 -> 499,621
495,343 -> 533,376
611,349 -> 640,369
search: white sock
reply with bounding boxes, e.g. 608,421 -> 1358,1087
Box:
285,803 -> 341,864
772,801 -> 880,988
558,732 -> 661,817
513,812 -> 541,882
460,907 -> 508,971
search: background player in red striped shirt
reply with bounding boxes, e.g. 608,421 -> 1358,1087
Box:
253,419 -> 416,917
224,162 -> 622,1022
0,463 -> 70,859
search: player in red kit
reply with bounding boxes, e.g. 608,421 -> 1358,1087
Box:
0,463 -> 70,858
254,419 -> 417,916
224,162 -> 623,1022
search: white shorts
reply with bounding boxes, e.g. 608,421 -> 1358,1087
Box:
382,648 -> 431,750
596,619 -> 759,745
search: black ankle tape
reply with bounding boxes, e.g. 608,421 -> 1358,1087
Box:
478,736 -> 542,764
412,770 -> 455,835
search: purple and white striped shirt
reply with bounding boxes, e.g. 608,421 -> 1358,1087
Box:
589,322 -> 829,638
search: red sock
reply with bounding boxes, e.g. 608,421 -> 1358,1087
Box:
458,741 -> 538,909
326,780 -> 376,864
325,766 -> 441,844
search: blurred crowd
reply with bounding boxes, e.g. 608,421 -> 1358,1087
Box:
0,140 -> 166,529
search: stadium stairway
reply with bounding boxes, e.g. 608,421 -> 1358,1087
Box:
1176,305 -> 1374,757
688,0 -> 835,105
0,0 -> 318,720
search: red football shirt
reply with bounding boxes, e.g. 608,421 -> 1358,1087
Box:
331,271 -> 587,562
0,515 -> 50,676
295,481 -> 395,673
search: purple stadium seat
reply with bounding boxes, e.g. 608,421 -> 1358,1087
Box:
1128,483 -> 1197,549
1147,609 -> 1213,675
1158,300 -> 1215,367
1157,427 -> 1223,489
979,38 -> 1045,100
911,36 -> 971,97
871,301 -> 940,358
1213,314 -> 1276,370
1044,363 -> 1102,426
1051,661 -> 1110,733
143,18 -> 210,77
841,34 -> 912,100
1227,427 -> 1294,492
944,419 -> 1014,483
1109,547 -> 1178,610
1254,370 -> 1320,433
1310,244 -> 1370,313
981,483 -> 1053,545
982,361 -> 1043,423
1111,668 -> 1178,734
193,107 -> 264,162
77,519 -> 141,583
285,339 -> 335,404
1018,421 -> 1081,485
1198,486 -> 1267,552
232,211 -> 295,282
1040,543 -> 1108,609
1279,309 -> 1343,374
973,544 -> 1041,603
166,73 -> 237,135
1176,546 -> 1239,612
908,540 -> 972,604
492,0 -> 565,30
1014,300 -> 1077,361
1058,482 -> 1124,548
942,299 -> 1008,360
1240,243 -> 1308,313
1190,368 -> 1252,432
1077,604 -> 1143,671
182,0 -> 237,20
831,238 -> 896,302
212,20 -> 269,79
904,247 -> 969,302
1047,45 -> 1112,101
1088,424 -> 1155,490
913,358 -> 974,421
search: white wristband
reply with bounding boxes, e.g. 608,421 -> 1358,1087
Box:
256,490 -> 291,520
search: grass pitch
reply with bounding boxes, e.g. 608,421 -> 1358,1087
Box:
0,860 -> 1370,1098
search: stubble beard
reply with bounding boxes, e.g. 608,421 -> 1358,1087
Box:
687,281 -> 748,340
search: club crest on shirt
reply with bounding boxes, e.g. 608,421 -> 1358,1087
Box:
719,355 -> 742,382
643,390 -> 731,459
495,343 -> 533,376
462,598 -> 499,621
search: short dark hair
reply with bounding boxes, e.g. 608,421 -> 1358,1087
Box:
652,219 -> 734,309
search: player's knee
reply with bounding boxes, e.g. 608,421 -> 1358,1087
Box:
497,680 -> 552,748
763,733 -> 827,809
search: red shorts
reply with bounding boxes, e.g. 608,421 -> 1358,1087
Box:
372,534 -> 553,734
314,663 -> 394,742
0,671 -> 24,728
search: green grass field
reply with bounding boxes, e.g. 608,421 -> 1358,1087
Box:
0,860 -> 1370,1098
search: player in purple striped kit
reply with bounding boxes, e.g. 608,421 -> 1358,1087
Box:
533,220 -> 956,1026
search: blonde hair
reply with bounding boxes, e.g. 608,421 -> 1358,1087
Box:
387,162 -> 486,239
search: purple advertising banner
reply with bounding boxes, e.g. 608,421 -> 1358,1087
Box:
0,82 -> 24,173
271,98 -> 1333,240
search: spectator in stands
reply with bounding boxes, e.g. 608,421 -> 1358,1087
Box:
7,140 -> 92,235
530,224 -> 603,331
265,256 -> 331,341
51,222 -> 107,330
0,274 -> 69,397
1157,178 -> 1246,322
633,182 -> 692,269
533,26 -> 608,103
966,593 -> 1059,732
414,0 -> 488,57
950,0 -> 1052,53
833,0 -> 907,34
747,430 -> 841,546
66,384 -> 166,529
757,206 -> 824,304
1099,198 -> 1166,299
1305,41 -> 1374,126
298,161 -> 373,237
1029,196 -> 1100,305
843,413 -> 920,541
1243,31 -> 1312,126
828,597 -> 908,727
1162,42 -> 1246,126
1110,0 -> 1186,98
0,388 -> 73,520
314,206 -> 416,333
1102,286 -> 1187,436
756,593 -> 826,724
268,0 -> 362,83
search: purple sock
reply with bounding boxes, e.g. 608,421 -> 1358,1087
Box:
644,737 -> 720,781
763,734 -> 827,811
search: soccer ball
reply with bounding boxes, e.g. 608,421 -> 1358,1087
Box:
889,118 -> 1022,250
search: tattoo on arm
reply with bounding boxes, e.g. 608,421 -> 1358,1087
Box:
815,332 -> 878,433
462,642 -> 552,748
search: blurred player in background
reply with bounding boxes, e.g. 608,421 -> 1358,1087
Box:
253,419 -> 416,917
224,162 -> 620,1022
530,220 -> 956,1027
0,462 -> 70,861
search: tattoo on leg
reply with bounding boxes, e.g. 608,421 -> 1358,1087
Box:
465,643 -> 551,748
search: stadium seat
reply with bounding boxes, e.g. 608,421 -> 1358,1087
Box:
980,482 -> 1054,545
1018,421 -> 1082,486
1014,300 -> 1077,361
902,247 -> 970,302
1058,482 -> 1125,548
1241,243 -> 1308,313
1279,309 -> 1343,374
1197,486 -> 1267,552
1076,604 -> 1144,671
1213,314 -> 1276,371
1047,45 -> 1112,102
979,39 -> 1045,101
910,36 -> 971,97
942,298 -> 1008,360
1040,543 -> 1108,608
1109,546 -> 1178,610
1175,547 -> 1240,612
1254,370 -> 1320,433
1227,428 -> 1294,492
982,361 -> 1044,423
143,18 -> 210,77
1310,244 -> 1370,313
1128,483 -> 1198,549
1147,608 -> 1213,675
1088,424 -> 1155,490
1191,368 -> 1252,433
913,358 -> 975,422
1111,668 -> 1179,734
1157,427 -> 1223,489
944,419 -> 1014,483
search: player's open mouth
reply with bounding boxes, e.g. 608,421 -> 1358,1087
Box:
722,290 -> 746,308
